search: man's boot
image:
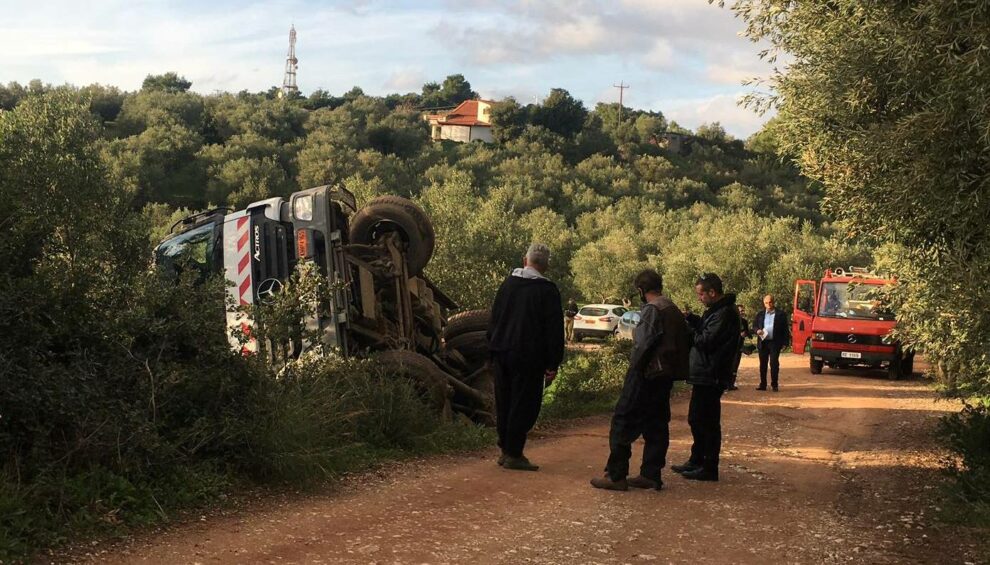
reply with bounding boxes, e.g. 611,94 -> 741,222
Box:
671,460 -> 701,474
682,467 -> 718,481
590,475 -> 629,491
502,455 -> 539,471
626,475 -> 662,490
497,452 -> 507,466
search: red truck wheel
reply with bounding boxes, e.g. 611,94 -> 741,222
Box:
810,357 -> 824,375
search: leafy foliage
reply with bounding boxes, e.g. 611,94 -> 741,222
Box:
725,0 -> 990,396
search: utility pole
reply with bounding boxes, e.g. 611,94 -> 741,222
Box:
281,25 -> 299,98
613,81 -> 629,119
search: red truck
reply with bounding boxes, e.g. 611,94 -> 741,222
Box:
791,267 -> 913,380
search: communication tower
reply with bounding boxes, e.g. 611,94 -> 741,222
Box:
281,25 -> 298,97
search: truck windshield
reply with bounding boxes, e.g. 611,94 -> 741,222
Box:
818,282 -> 895,321
154,222 -> 218,281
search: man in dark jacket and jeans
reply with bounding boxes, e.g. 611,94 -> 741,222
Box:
591,269 -> 690,491
673,273 -> 740,482
487,243 -> 565,471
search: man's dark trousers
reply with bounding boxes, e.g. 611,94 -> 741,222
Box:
605,368 -> 673,482
492,354 -> 545,457
687,384 -> 723,472
758,340 -> 783,388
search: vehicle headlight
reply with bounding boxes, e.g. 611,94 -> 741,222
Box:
293,195 -> 314,221
813,332 -> 825,341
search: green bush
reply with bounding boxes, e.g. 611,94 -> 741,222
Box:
541,341 -> 631,421
939,399 -> 990,525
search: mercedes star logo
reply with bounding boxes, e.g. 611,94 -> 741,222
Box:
847,334 -> 858,344
257,278 -> 283,302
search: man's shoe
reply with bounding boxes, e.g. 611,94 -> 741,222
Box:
626,475 -> 662,490
727,384 -> 739,391
502,455 -> 539,471
756,385 -> 767,391
681,468 -> 719,482
772,386 -> 779,392
497,453 -> 506,466
671,461 -> 701,474
590,476 -> 628,491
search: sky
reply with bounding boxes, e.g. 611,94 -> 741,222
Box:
0,0 -> 777,137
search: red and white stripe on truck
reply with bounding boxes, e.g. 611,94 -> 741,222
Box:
224,211 -> 257,354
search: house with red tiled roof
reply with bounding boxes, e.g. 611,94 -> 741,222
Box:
424,99 -> 494,143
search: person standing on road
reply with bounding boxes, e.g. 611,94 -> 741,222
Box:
591,270 -> 690,491
672,273 -> 740,482
753,294 -> 790,392
564,298 -> 579,343
487,243 -> 565,471
728,305 -> 752,392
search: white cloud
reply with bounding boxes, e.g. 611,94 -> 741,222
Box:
642,39 -> 675,70
383,68 -> 428,92
658,92 -> 774,138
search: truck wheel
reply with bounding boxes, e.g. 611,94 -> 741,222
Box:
443,309 -> 490,341
810,358 -> 824,375
349,196 -> 435,276
901,352 -> 915,377
887,352 -> 904,380
373,350 -> 452,419
444,330 -> 489,364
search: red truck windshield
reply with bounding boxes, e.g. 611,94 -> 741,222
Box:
818,282 -> 895,321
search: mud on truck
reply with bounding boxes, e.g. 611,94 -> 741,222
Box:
153,185 -> 495,423
791,267 -> 914,380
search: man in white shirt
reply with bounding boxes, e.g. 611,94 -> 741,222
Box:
753,294 -> 789,391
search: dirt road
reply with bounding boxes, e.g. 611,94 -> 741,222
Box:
88,355 -> 986,564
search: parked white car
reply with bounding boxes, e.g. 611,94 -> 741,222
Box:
573,304 -> 628,341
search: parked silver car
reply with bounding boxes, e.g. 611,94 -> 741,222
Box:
615,309 -> 642,340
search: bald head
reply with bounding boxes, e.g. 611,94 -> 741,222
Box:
763,294 -> 775,312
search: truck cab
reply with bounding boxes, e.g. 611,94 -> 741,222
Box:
791,267 -> 912,380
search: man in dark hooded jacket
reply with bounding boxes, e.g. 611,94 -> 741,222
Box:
591,269 -> 690,491
672,273 -> 740,482
487,243 -> 565,471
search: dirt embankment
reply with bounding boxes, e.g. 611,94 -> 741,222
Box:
77,355 -> 987,564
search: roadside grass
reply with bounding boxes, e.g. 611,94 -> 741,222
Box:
541,340 -> 631,421
2,338 -> 629,561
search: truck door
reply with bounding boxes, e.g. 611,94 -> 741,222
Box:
792,279 -> 817,353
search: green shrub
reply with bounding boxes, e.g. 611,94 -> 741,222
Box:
939,399 -> 990,525
541,342 -> 631,421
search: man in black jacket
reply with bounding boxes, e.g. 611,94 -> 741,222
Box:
590,270 -> 690,491
672,273 -> 740,482
487,243 -> 565,471
753,294 -> 790,391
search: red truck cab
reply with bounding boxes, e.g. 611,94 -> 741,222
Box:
791,267 -> 913,380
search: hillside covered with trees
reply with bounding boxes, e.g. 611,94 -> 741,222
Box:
2,73 -> 860,310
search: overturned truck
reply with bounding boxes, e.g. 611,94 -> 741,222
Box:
154,185 -> 494,423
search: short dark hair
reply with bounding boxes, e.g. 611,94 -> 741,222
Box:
634,269 -> 663,293
695,272 -> 723,294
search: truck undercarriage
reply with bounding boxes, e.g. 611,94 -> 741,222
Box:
155,185 -> 494,423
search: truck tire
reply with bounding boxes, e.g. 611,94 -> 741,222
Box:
887,352 -> 904,381
349,196 -> 435,276
810,357 -> 824,375
443,309 -> 490,341
901,352 -> 915,377
373,350 -> 452,420
444,330 -> 489,364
